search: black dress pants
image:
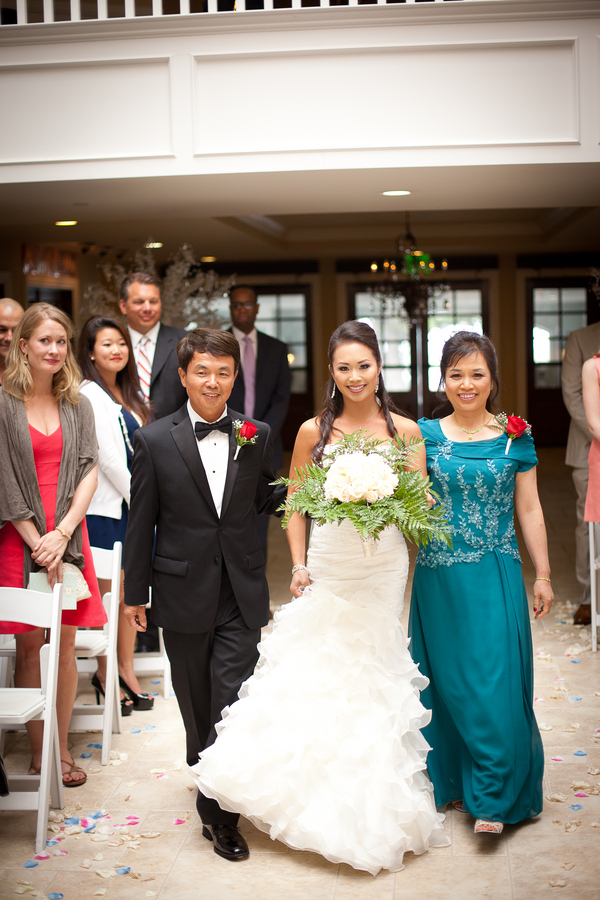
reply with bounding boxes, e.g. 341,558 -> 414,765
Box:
162,567 -> 261,825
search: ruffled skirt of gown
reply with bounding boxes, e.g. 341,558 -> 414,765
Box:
191,519 -> 449,875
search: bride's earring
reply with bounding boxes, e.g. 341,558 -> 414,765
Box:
376,374 -> 380,392
331,382 -> 336,399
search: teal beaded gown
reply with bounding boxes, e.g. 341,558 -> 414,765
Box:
409,418 -> 544,824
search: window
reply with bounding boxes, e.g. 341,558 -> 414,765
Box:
532,286 -> 587,389
426,289 -> 484,392
214,289 -> 309,394
354,293 -> 412,392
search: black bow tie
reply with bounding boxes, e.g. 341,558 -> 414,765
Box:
194,416 -> 232,441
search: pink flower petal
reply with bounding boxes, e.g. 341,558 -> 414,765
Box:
172,818 -> 185,825
551,757 -> 564,762
574,792 -> 589,797
34,852 -> 50,860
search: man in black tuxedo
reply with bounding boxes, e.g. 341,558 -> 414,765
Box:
119,272 -> 188,421
228,285 -> 291,555
123,329 -> 286,862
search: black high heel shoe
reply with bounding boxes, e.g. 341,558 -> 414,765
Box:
91,672 -> 133,717
119,675 -> 154,710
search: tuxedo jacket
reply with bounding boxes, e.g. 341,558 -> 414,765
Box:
228,329 -> 291,470
148,323 -> 188,420
562,321 -> 600,468
123,404 -> 287,634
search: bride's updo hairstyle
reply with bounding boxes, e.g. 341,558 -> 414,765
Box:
436,331 -> 500,414
312,320 -> 409,462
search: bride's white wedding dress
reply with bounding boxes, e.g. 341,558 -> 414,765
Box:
191,517 -> 449,875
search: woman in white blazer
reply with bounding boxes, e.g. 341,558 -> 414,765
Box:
79,316 -> 153,712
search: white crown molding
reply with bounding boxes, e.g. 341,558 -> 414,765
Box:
0,1 -> 599,47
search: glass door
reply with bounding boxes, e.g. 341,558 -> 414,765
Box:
526,277 -> 597,446
350,281 -> 488,419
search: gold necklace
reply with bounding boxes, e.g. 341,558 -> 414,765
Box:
451,413 -> 494,440
344,408 -> 380,430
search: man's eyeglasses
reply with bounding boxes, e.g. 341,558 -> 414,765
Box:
230,301 -> 257,311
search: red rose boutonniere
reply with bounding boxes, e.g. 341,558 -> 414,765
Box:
497,412 -> 531,455
233,420 -> 258,460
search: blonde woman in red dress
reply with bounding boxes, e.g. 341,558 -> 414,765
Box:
0,304 -> 105,787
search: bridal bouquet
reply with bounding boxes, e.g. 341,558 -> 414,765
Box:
276,432 -> 451,556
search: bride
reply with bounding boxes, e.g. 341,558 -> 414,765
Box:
191,320 -> 449,875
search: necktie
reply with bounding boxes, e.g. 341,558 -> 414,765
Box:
194,417 -> 233,441
137,337 -> 151,400
243,335 -> 256,419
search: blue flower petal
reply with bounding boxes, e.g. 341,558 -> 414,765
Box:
571,659 -> 581,664
24,861 -> 39,868
574,750 -> 588,756
116,867 -> 131,875
569,804 -> 583,810
131,728 -> 141,734
151,680 -> 160,684
84,824 -> 96,832
150,692 -> 159,697
48,893 -> 64,899
145,725 -> 156,730
90,810 -> 103,819
571,697 -> 583,702
80,752 -> 92,758
65,817 -> 80,825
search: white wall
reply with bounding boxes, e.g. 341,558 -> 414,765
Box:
0,1 -> 598,184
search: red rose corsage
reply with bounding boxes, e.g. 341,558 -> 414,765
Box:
233,420 -> 258,460
497,413 -> 531,455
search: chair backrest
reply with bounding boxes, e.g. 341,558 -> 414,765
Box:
0,585 -> 62,632
0,584 -> 63,697
91,542 -> 122,585
91,542 -> 122,634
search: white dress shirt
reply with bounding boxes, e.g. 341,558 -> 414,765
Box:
187,400 -> 230,517
129,321 -> 161,374
232,325 -> 257,376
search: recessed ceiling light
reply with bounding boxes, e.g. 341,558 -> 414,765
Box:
55,220 -> 77,226
144,241 -> 163,249
201,256 -> 217,263
380,190 -> 411,197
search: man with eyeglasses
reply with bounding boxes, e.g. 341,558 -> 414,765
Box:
228,285 -> 291,557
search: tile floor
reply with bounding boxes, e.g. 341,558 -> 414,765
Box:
1,448 -> 599,899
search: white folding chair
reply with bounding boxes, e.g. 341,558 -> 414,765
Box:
0,583 -> 64,853
588,523 -> 599,652
70,542 -> 122,765
133,588 -> 172,700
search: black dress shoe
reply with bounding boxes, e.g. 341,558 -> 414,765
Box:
202,824 -> 249,861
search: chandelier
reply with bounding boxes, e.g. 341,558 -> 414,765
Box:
367,214 -> 448,323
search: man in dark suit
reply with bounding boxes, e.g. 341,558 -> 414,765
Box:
119,272 -> 188,421
228,285 -> 291,555
123,329 -> 286,862
120,272 -> 188,650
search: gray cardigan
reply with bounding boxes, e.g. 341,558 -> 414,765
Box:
0,388 -> 98,586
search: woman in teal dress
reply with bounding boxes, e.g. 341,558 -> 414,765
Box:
409,331 -> 553,834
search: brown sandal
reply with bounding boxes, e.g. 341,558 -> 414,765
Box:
61,757 -> 87,788
452,800 -> 467,813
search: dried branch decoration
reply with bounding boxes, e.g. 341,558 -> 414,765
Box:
81,243 -> 235,330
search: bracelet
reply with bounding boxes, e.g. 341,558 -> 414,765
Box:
534,576 -> 551,583
55,527 -> 72,541
292,564 -> 308,575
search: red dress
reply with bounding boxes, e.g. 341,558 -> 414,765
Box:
0,424 -> 106,633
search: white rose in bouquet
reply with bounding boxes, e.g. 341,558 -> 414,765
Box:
324,452 -> 399,503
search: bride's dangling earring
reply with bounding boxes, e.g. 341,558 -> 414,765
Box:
376,374 -> 379,392
375,372 -> 382,406
331,382 -> 336,399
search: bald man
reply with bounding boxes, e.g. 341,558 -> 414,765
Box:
0,298 -> 24,383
